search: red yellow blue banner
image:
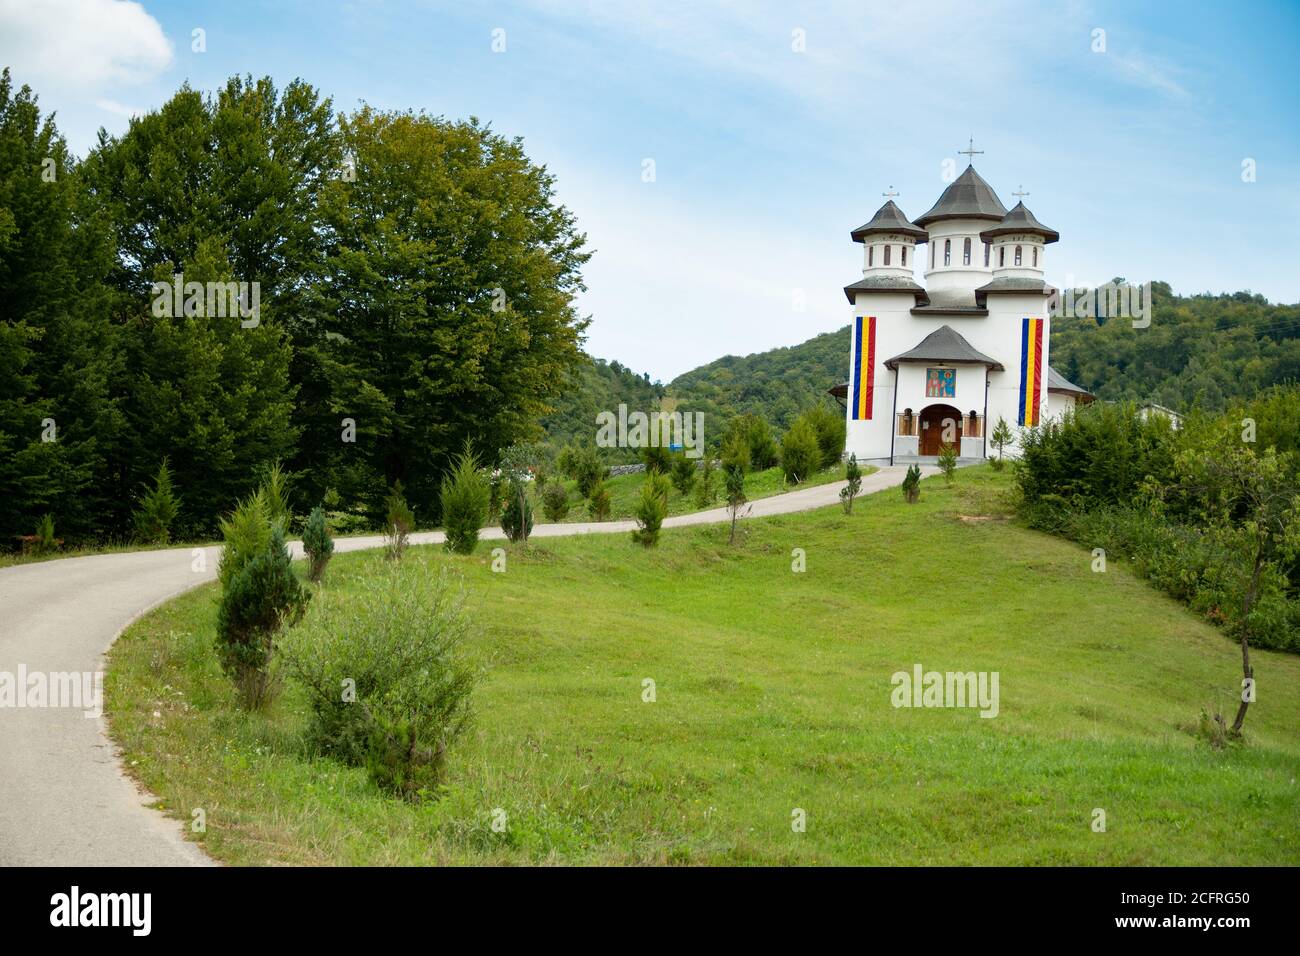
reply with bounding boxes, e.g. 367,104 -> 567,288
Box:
852,315 -> 876,420
1018,317 -> 1044,426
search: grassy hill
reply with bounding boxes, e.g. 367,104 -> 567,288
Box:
107,466 -> 1300,865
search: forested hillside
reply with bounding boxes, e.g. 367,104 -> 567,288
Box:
1050,282 -> 1300,409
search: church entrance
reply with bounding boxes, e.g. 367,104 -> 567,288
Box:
918,404 -> 962,456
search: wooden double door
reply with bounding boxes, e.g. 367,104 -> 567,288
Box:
919,404 -> 962,456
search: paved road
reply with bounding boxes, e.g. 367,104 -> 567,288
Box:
0,464 -> 922,866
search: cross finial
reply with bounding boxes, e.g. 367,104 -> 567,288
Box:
882,185 -> 899,199
1012,185 -> 1030,200
958,136 -> 983,166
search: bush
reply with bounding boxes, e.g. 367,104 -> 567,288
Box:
938,443 -> 958,483
285,562 -> 478,799
724,413 -> 778,471
559,444 -> 609,498
215,524 -> 310,708
694,458 -> 718,508
990,416 -> 1013,469
500,480 -> 534,543
32,514 -> 57,555
218,490 -> 273,589
803,403 -> 846,469
302,505 -> 334,582
840,454 -> 862,514
725,463 -> 747,544
541,482 -> 570,522
902,464 -> 921,504
259,459 -> 293,534
440,446 -> 489,554
632,472 -> 670,546
383,481 -> 415,561
641,443 -> 672,475
670,454 -> 697,496
132,459 -> 181,544
780,418 -> 821,484
721,433 -> 751,474
587,480 -> 612,521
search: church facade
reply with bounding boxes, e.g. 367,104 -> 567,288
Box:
838,165 -> 1092,466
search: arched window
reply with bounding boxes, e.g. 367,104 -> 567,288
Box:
901,246 -> 907,267
1014,245 -> 1022,266
868,246 -> 873,267
984,242 -> 990,267
1032,247 -> 1038,267
931,244 -> 935,269
963,237 -> 971,265
883,245 -> 891,265
999,247 -> 1005,267
944,239 -> 951,266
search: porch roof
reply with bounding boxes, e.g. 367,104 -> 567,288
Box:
883,324 -> 1005,371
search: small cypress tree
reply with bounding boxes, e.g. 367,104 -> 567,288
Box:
902,464 -> 922,504
440,444 -> 490,554
587,480 -> 612,521
780,418 -> 821,484
132,458 -> 181,544
694,458 -> 718,508
840,454 -> 863,514
631,472 -> 670,547
500,480 -> 533,543
938,444 -> 958,484
990,416 -> 1013,470
725,464 -> 748,545
302,505 -> 334,582
670,454 -> 697,496
541,482 -> 570,522
383,481 -> 415,561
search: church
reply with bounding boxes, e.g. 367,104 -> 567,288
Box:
834,159 -> 1093,466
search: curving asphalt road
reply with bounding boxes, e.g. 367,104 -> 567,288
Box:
0,465 -> 922,866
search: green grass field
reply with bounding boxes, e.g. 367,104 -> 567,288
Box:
106,466 -> 1300,865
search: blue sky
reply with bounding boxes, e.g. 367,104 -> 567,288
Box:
3,0 -> 1297,380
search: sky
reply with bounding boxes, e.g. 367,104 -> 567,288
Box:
2,0 -> 1298,381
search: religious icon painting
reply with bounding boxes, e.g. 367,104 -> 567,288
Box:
926,367 -> 955,398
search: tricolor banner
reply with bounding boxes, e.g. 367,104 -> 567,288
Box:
1018,317 -> 1044,426
851,315 -> 876,420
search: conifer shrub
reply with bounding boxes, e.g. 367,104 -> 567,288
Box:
541,482 -> 570,522
302,505 -> 334,582
669,454 -> 697,496
215,524 -> 309,709
285,563 -> 478,799
840,454 -> 862,514
803,403 -> 847,469
383,481 -> 415,561
632,472 -> 670,546
780,418 -> 821,484
902,464 -> 922,504
500,481 -> 534,543
938,443 -> 958,483
725,463 -> 747,544
694,458 -> 718,508
132,459 -> 181,544
32,514 -> 58,555
440,446 -> 489,554
587,480 -> 612,521
260,460 -> 293,533
218,490 -> 273,588
642,443 -> 672,475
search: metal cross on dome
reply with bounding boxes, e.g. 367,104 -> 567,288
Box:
1012,185 -> 1030,199
959,137 -> 983,166
882,186 -> 900,198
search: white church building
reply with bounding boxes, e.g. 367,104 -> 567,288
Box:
833,163 -> 1093,465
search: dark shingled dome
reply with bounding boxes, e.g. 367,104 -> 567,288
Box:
979,201 -> 1060,244
850,200 -> 927,243
914,166 -> 1007,227
884,324 -> 1004,371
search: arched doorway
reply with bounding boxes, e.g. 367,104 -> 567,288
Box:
919,403 -> 962,456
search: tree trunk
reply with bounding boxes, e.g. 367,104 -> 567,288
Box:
1230,548 -> 1264,735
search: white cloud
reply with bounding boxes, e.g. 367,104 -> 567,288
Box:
0,0 -> 172,93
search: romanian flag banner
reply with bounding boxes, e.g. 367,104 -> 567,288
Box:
851,315 -> 876,420
1018,317 -> 1044,426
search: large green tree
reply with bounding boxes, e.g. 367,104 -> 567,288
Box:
304,108 -> 590,518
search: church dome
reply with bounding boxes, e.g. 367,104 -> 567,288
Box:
850,200 -> 927,243
979,201 -> 1059,244
914,166 -> 1007,227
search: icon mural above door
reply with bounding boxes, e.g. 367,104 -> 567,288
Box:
925,367 -> 955,398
